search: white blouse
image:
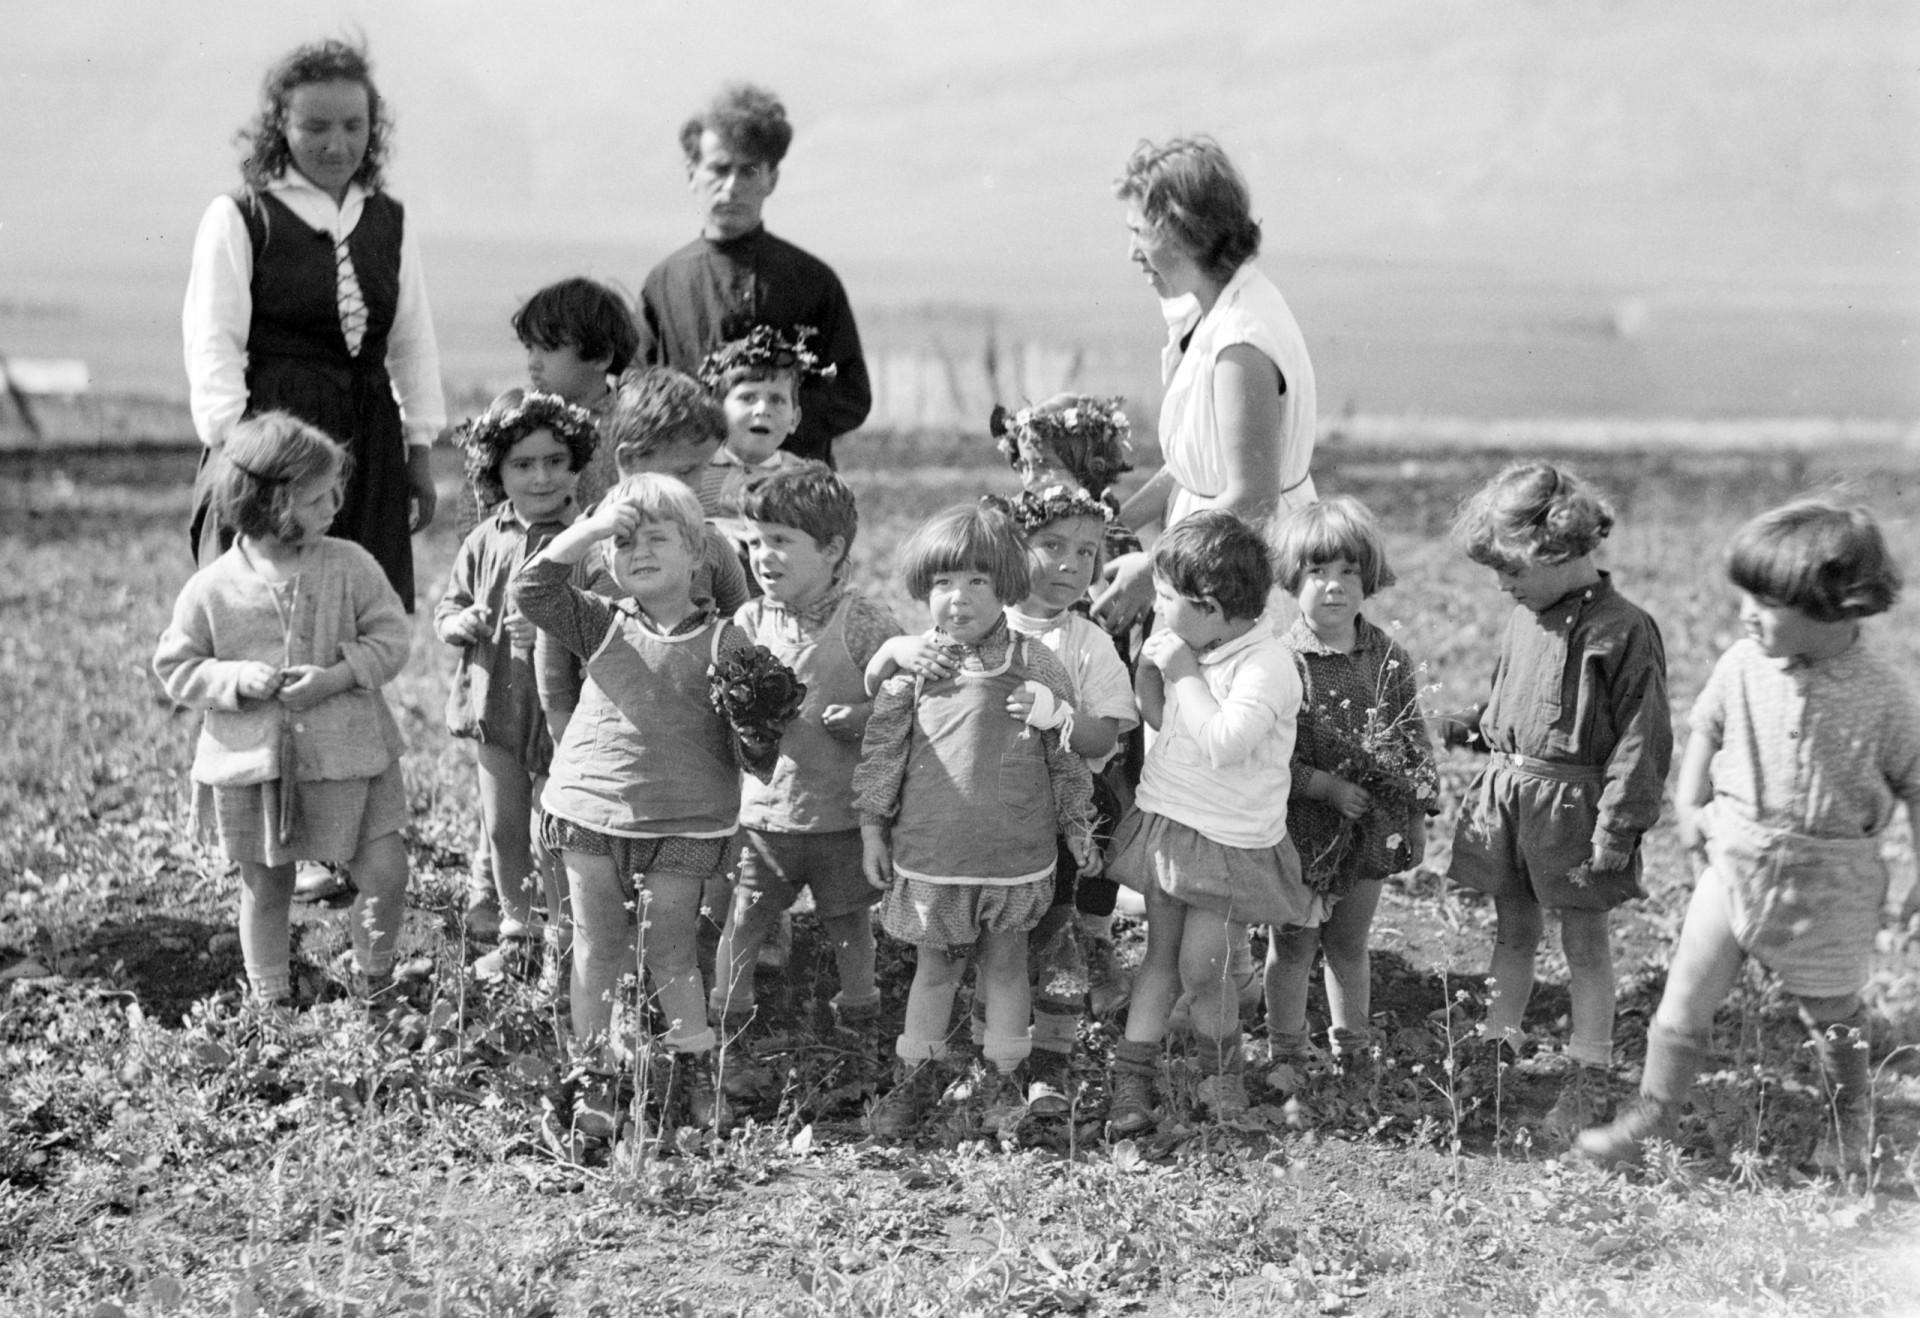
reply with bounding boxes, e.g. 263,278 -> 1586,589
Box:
181,173 -> 447,449
1156,262 -> 1317,527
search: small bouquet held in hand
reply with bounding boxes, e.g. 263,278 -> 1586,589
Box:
709,645 -> 807,782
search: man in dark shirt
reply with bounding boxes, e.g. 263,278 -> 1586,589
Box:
638,84 -> 872,467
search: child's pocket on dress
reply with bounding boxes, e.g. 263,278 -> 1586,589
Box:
998,736 -> 1051,827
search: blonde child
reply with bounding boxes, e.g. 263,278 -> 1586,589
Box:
985,484 -> 1139,1111
1446,462 -> 1672,1141
992,394 -> 1142,1013
856,502 -> 1097,1137
438,392 -> 598,986
154,413 -> 412,1003
1579,501 -> 1920,1173
1106,511 -> 1321,1133
1266,497 -> 1437,1083
515,473 -> 797,1138
709,463 -> 903,1091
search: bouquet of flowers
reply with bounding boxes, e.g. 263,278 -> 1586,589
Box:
709,645 -> 808,783
1297,688 -> 1440,894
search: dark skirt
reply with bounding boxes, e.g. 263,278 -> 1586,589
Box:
189,355 -> 415,609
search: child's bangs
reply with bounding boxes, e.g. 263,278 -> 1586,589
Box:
902,506 -> 1030,603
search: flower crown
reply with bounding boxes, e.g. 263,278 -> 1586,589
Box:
990,396 -> 1133,479
455,389 -> 598,503
697,324 -> 837,393
984,484 -> 1114,533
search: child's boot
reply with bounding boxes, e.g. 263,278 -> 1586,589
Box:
1809,1010 -> 1873,1175
1106,1039 -> 1160,1138
867,1052 -> 951,1140
1574,1022 -> 1704,1168
1194,1032 -> 1250,1123
712,1005 -> 775,1100
1025,1046 -> 1074,1116
1543,1062 -> 1613,1145
669,1047 -> 734,1134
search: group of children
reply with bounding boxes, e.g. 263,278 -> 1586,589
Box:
157,274 -> 1920,1169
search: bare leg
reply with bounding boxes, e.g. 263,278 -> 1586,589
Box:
821,908 -> 879,1007
975,927 -> 1032,1072
635,870 -> 710,1047
1181,908 -> 1239,1045
567,850 -> 637,1060
1125,882 -> 1190,1045
1483,894 -> 1544,1044
899,944 -> 967,1059
711,883 -> 790,1018
1263,922 -> 1321,1040
475,743 -> 536,935
237,861 -> 296,999
344,831 -> 410,979
1321,879 -> 1383,1041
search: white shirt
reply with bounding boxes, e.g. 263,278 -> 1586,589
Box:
1157,263 -> 1317,527
1137,621 -> 1300,849
1004,606 -> 1139,772
181,173 -> 446,449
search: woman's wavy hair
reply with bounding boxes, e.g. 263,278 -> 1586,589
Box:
1114,136 -> 1262,284
1452,462 -> 1615,573
237,37 -> 390,191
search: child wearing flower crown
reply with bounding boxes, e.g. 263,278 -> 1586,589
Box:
514,472 -> 800,1140
708,463 -> 904,1096
993,394 -> 1143,1013
154,413 -> 413,1004
1105,511 -> 1320,1133
1446,462 -> 1672,1143
972,484 -> 1139,1113
696,325 -> 832,583
1265,497 -> 1437,1087
856,502 -> 1098,1138
438,392 -> 599,988
1579,500 -> 1920,1174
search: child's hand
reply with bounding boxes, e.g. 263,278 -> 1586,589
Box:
1069,832 -> 1102,878
1322,775 -> 1372,821
501,607 -> 537,650
1676,806 -> 1710,859
235,662 -> 285,701
1006,684 -> 1037,722
893,635 -> 958,681
276,664 -> 347,711
1140,630 -> 1198,680
821,702 -> 871,743
444,604 -> 491,647
1588,842 -> 1632,872
860,824 -> 894,891
580,494 -> 642,543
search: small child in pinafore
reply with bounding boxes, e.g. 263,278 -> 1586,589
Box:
856,502 -> 1097,1138
437,393 -> 599,988
708,463 -> 903,1095
1446,463 -> 1672,1141
1266,497 -> 1437,1086
1106,511 -> 1323,1134
1578,500 -> 1920,1174
991,394 -> 1142,1015
516,473 -> 799,1141
985,483 -> 1139,1113
154,413 -> 412,1004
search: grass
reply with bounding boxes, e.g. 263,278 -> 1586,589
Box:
4,434 -> 1920,1316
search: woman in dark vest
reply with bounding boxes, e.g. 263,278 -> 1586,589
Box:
184,37 -> 445,610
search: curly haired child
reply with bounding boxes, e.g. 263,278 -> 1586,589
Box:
856,502 -> 1098,1138
1106,511 -> 1321,1133
1446,462 -> 1672,1142
1578,500 -> 1920,1174
1263,497 -> 1437,1087
155,413 -> 412,1004
438,392 -> 598,987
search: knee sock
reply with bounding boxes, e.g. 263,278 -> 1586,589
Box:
982,1029 -> 1032,1073
1032,1003 -> 1078,1056
1641,1021 -> 1708,1106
